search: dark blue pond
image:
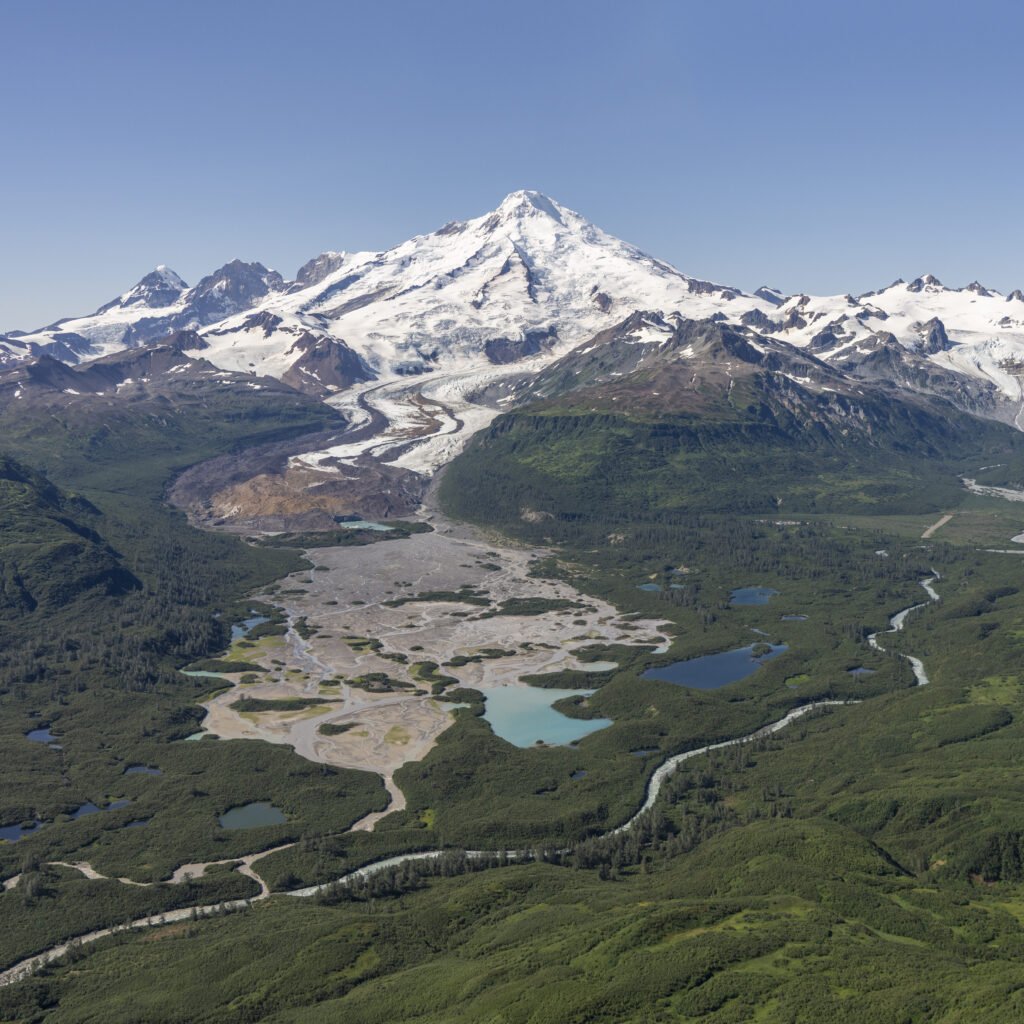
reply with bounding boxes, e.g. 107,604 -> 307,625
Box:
125,819 -> 150,828
124,765 -> 163,775
730,587 -> 780,606
848,667 -> 875,675
636,583 -> 662,592
0,821 -> 43,842
571,770 -> 587,779
631,749 -> 660,757
1,798 -> 133,842
642,644 -> 788,689
71,799 -> 130,820
27,727 -> 61,749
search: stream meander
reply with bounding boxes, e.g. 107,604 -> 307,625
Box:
0,575 -> 946,988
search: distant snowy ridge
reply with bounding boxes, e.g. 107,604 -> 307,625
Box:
5,191 -> 1024,416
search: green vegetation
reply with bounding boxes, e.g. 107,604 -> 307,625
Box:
0,388 -> 386,969
318,722 -> 359,737
382,587 -> 491,608
292,616 -> 317,640
187,659 -> 267,675
409,662 -> 459,693
9,359 -> 1024,1019
348,673 -> 417,693
255,520 -> 432,548
13,817 -> 1024,1022
477,596 -> 585,617
229,697 -> 338,713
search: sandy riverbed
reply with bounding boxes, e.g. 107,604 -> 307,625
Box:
195,518 -> 670,806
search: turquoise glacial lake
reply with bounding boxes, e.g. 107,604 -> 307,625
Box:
482,686 -> 612,747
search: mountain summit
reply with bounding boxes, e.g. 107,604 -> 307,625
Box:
3,192 -> 1024,419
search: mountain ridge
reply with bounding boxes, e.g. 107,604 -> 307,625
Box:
5,191 -> 1024,427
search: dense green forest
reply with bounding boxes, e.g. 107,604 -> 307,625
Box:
0,386 -> 387,968
6,369 -> 1024,1021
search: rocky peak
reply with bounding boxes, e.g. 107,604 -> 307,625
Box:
96,266 -> 189,314
915,317 -> 950,355
907,274 -> 943,293
184,260 -> 286,320
295,252 -> 349,289
754,286 -> 786,306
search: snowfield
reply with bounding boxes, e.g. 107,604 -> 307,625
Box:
6,191 -> 1024,417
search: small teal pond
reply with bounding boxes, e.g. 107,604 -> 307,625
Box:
482,686 -> 612,747
338,520 -> 393,531
124,765 -> 162,775
642,644 -> 788,689
637,583 -> 662,592
218,802 -> 287,829
848,667 -> 875,675
781,614 -> 808,621
631,749 -> 659,757
730,587 -> 780,606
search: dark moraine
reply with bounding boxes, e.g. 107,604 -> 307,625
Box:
642,644 -> 787,689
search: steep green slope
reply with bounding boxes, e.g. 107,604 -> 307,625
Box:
442,320 -> 1024,532
0,455 -> 137,617
8,816 -> 1024,1023
0,378 -> 387,949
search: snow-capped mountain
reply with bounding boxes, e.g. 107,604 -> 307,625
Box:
4,191 -> 1024,419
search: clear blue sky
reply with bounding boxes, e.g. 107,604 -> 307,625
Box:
2,0 -> 1022,331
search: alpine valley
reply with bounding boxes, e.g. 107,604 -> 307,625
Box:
5,194 -> 1024,1023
